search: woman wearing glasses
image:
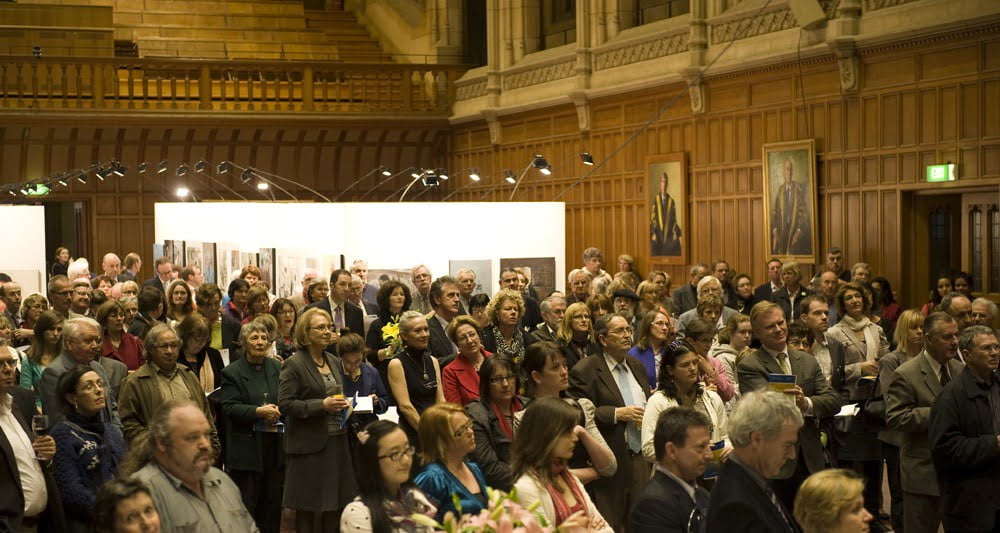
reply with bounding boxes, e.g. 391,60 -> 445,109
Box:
556,302 -> 599,370
176,314 -> 225,395
269,297 -> 298,359
628,306 -> 673,389
341,420 -> 437,532
441,316 -> 490,406
220,321 -> 284,533
682,318 -> 735,403
511,397 -> 612,532
388,310 -> 444,448
278,307 -> 358,533
96,301 -> 144,371
51,365 -> 126,532
414,403 -> 489,522
465,356 -> 523,490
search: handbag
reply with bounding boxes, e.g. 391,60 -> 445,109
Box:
858,373 -> 886,426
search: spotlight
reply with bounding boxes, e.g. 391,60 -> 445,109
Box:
539,165 -> 552,175
531,154 -> 549,169
217,161 -> 230,174
256,181 -> 269,190
56,174 -> 68,187
137,162 -> 148,174
437,169 -> 449,180
176,164 -> 188,177
241,168 -> 253,184
157,160 -> 168,174
7,189 -> 15,196
176,186 -> 190,198
194,160 -> 206,173
422,175 -> 441,187
579,152 -> 594,165
380,166 -> 392,177
75,170 -> 88,184
504,170 -> 516,184
32,46 -> 41,58
469,168 -> 480,182
112,161 -> 126,177
96,168 -> 111,181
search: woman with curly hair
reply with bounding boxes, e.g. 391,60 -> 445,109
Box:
480,289 -> 535,363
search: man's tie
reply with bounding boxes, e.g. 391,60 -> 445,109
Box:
615,363 -> 641,454
764,483 -> 795,532
334,305 -> 344,330
777,352 -> 792,375
940,364 -> 950,387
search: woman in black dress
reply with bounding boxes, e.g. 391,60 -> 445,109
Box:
278,307 -> 358,533
364,280 -> 412,396
387,310 -> 444,448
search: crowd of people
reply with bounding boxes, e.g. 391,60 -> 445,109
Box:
0,245 -> 996,532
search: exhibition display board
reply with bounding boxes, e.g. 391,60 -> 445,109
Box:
1,206 -> 47,294
154,202 -> 566,298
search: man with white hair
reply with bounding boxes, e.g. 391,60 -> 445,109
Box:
348,274 -> 378,316
566,268 -> 593,305
409,264 -> 433,314
350,260 -> 379,311
706,390 -> 804,532
66,259 -> 91,282
675,276 -> 738,337
288,268 -> 318,311
532,295 -> 567,343
455,268 -> 477,316
101,253 -> 121,280
39,317 -> 121,428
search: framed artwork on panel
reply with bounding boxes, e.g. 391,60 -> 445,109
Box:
646,152 -> 687,265
762,139 -> 818,262
258,248 -> 275,289
499,257 -> 557,299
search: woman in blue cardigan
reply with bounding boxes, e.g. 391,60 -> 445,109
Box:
337,333 -> 390,452
414,403 -> 489,522
51,365 -> 126,533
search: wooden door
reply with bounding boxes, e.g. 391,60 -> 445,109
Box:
961,190 -> 1000,301
907,193 -> 961,310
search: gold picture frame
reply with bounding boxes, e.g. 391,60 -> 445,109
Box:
646,152 -> 687,265
762,139 -> 818,262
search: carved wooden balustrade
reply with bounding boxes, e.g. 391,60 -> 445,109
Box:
0,56 -> 465,114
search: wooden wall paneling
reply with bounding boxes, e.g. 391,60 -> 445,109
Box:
882,189 -> 900,295
939,85 -> 957,142
960,82 -> 979,141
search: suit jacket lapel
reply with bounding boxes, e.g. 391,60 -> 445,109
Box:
918,352 -> 942,397
626,357 -> 651,398
0,425 -> 19,488
595,360 -> 625,406
757,349 -> 783,375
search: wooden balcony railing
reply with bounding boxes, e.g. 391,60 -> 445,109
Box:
0,56 -> 466,114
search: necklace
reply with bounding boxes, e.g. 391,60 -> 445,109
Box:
312,355 -> 326,368
406,350 -> 429,381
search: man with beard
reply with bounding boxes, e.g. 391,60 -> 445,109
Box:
131,400 -> 257,532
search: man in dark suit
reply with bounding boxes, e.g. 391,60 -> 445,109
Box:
671,263 -> 708,316
706,389 -> 804,533
350,260 -> 379,312
737,301 -> 842,512
531,295 -> 566,343
630,406 -> 712,533
427,276 -> 460,367
305,269 -> 364,352
0,348 -> 66,532
569,313 -> 651,531
929,325 -> 1000,533
141,256 -> 173,294
753,258 -> 783,305
886,312 -> 966,533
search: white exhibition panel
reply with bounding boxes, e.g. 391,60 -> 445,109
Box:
155,202 -> 566,296
0,205 -> 47,294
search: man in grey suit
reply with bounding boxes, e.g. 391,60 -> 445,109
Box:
39,317 -> 121,428
885,312 -> 965,533
737,301 -> 842,512
670,263 -> 709,316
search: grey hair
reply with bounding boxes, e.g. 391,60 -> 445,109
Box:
939,291 -> 970,315
567,268 -> 593,283
142,323 -> 177,356
958,325 -> 996,353
239,321 -> 271,349
696,275 -> 722,297
120,296 -> 137,306
455,268 -> 476,280
727,390 -> 804,448
540,295 -> 566,314
62,316 -> 100,348
582,247 -> 603,262
851,262 -> 871,275
398,310 -> 426,335
972,297 -> 998,319
689,263 -> 709,276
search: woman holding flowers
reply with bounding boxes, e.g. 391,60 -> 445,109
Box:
511,397 -> 612,532
340,420 -> 437,532
365,280 -> 412,396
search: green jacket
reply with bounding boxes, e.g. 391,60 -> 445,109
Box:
117,362 -> 220,456
219,357 -> 284,472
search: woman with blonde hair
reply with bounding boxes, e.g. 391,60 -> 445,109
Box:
413,403 -> 489,522
510,397 -> 612,532
480,288 -> 534,362
876,308 -> 924,533
793,469 -> 873,533
636,280 -> 660,319
556,302 -> 598,369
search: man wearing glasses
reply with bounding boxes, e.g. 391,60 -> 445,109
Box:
569,313 -> 651,532
117,323 -> 220,457
46,276 -> 73,319
39,317 -> 120,429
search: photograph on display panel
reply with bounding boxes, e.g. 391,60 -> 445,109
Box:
646,152 -> 687,265
240,252 -> 258,274
499,257 -> 556,299
258,248 -> 275,289
762,139 -> 818,262
368,268 -> 417,295
216,243 -> 241,288
185,241 -> 203,272
163,240 -> 176,264
201,243 -> 217,284
449,260 -> 491,296
275,250 -> 304,300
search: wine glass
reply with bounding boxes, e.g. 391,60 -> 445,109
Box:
31,415 -> 48,460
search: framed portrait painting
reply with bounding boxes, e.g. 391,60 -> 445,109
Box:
646,152 -> 687,265
762,139 -> 818,262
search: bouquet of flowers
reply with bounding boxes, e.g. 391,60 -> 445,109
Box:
412,487 -> 554,533
381,318 -> 403,358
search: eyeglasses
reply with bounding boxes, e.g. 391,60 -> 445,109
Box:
309,324 -> 332,332
452,422 -> 473,437
57,290 -> 74,296
79,380 -> 106,393
0,359 -> 16,369
652,321 -> 671,329
156,342 -> 181,351
610,327 -> 633,336
489,374 -> 514,385
378,445 -> 416,462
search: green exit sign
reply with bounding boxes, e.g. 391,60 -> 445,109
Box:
926,163 -> 956,182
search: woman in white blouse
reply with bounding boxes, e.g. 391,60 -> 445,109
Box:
641,342 -> 730,464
